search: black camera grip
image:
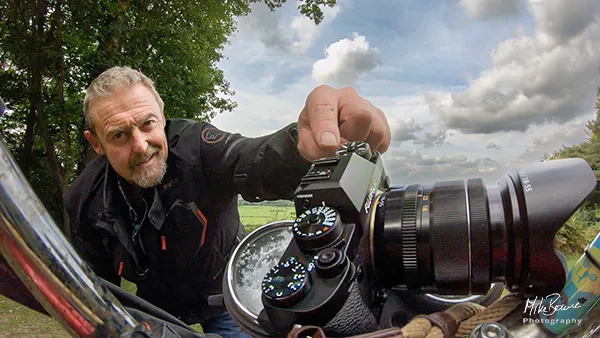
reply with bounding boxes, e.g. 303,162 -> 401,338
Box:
321,281 -> 379,336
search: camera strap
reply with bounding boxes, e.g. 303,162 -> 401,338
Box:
414,312 -> 458,337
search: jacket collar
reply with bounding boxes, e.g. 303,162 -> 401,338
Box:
100,159 -> 173,231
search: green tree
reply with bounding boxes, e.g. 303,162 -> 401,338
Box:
0,0 -> 337,236
0,0 -> 73,236
255,0 -> 337,24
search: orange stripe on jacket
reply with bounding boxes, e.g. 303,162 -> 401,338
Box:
196,209 -> 208,247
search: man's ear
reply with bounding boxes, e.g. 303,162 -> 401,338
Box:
84,130 -> 105,155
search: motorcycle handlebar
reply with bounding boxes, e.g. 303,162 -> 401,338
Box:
0,139 -> 139,337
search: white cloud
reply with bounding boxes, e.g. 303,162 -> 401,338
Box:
393,118 -> 423,142
289,5 -> 341,54
486,142 -> 502,150
383,149 -> 504,184
529,0 -> 600,44
460,0 -> 522,20
427,1 -> 600,134
517,121 -> 589,161
210,76 -> 316,137
312,33 -> 381,87
413,126 -> 452,148
236,2 -> 341,55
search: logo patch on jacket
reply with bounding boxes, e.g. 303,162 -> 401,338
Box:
202,128 -> 226,144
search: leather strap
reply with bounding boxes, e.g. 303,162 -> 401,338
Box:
414,312 -> 458,338
347,327 -> 404,338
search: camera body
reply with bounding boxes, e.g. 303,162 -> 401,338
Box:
256,141 -> 388,337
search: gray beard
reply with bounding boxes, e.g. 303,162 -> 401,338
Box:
130,156 -> 168,188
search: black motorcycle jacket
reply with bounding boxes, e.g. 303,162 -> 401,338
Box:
65,119 -> 312,324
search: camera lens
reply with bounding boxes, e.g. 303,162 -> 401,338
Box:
372,179 -> 491,294
371,158 -> 596,296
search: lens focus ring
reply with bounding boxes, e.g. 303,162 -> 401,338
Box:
402,185 -> 419,288
467,178 -> 491,293
431,181 -> 470,293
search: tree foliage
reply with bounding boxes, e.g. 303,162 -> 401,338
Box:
255,0 -> 336,24
0,0 -> 337,236
555,204 -> 600,255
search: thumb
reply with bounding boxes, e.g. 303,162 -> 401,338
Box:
311,104 -> 340,149
304,86 -> 341,150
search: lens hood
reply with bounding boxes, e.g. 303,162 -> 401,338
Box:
504,157 -> 597,296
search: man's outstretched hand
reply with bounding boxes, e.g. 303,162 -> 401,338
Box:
297,85 -> 391,162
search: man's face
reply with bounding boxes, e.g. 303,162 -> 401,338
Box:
84,84 -> 169,188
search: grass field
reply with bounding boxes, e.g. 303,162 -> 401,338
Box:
238,205 -> 296,232
0,204 -> 586,336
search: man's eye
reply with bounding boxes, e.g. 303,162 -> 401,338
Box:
113,132 -> 123,139
144,120 -> 155,127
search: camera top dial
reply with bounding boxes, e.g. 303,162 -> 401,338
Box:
335,141 -> 373,160
293,206 -> 342,251
262,256 -> 310,306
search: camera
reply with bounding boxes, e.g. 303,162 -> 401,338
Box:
223,141 -> 597,337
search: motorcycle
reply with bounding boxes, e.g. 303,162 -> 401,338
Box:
0,97 -> 598,338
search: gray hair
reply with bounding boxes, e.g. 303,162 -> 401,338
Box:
84,66 -> 164,133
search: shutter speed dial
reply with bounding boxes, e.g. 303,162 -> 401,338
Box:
335,141 -> 373,160
293,206 -> 342,250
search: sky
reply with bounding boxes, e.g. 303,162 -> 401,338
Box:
211,0 -> 600,186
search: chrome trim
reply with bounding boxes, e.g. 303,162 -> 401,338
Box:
423,283 -> 499,304
423,292 -> 486,304
224,220 -> 294,335
369,193 -> 383,273
464,180 -> 472,292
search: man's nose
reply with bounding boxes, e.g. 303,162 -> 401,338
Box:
131,128 -> 148,154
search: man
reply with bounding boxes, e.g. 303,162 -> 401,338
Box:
66,66 -> 391,337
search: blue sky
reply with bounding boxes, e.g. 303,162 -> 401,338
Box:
212,0 -> 600,185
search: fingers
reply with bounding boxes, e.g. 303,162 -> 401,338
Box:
338,91 -> 373,142
337,89 -> 386,154
337,88 -> 390,154
298,85 -> 391,161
